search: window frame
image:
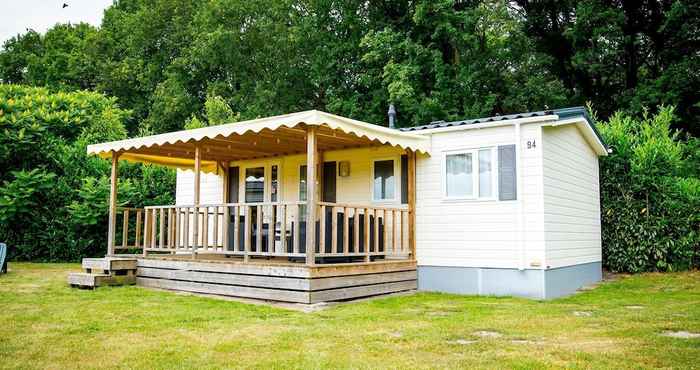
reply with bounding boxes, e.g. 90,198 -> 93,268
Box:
371,156 -> 400,203
239,161 -> 282,204
441,147 -> 499,201
298,164 -> 308,202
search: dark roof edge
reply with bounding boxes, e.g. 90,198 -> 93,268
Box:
551,106 -> 607,150
400,106 -> 607,150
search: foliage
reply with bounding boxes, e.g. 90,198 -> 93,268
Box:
0,85 -> 175,261
514,0 -> 700,136
184,94 -> 240,129
0,24 -> 99,91
2,0 -> 698,135
598,106 -> 700,272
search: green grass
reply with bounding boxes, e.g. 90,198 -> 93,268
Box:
1,263 -> 699,369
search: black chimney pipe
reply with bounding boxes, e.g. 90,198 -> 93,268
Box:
388,103 -> 396,129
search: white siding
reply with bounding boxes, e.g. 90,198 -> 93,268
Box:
414,123 -> 546,269
175,146 -> 405,206
542,125 -> 602,268
176,170 -> 224,205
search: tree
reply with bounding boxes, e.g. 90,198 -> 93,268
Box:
512,0 -> 700,135
0,85 -> 175,261
0,23 -> 99,91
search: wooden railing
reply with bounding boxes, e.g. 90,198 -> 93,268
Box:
132,201 -> 411,263
115,207 -> 146,251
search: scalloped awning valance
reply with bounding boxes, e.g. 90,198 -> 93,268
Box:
87,110 -> 431,173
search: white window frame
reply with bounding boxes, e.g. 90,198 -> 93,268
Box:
239,160 -> 282,203
442,147 -> 498,201
371,156 -> 400,203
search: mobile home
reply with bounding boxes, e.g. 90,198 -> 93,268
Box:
74,107 -> 607,302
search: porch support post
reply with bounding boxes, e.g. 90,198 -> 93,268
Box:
192,143 -> 201,259
107,151 -> 120,257
305,126 -> 318,266
407,150 -> 417,260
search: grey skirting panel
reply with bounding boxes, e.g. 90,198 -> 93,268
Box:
417,262 -> 601,299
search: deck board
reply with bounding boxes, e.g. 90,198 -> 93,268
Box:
135,256 -> 417,304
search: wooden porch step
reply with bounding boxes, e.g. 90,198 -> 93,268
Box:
82,257 -> 137,272
67,272 -> 136,288
69,257 -> 138,289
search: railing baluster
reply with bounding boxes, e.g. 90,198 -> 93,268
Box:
374,209 -> 379,254
222,205 -> 229,252
364,208 -> 370,262
202,206 -> 209,251
392,209 -> 397,255
159,208 -> 165,249
279,204 -> 286,255
293,205 -> 299,254
166,208 -> 171,249
331,207 -> 338,254
268,204 -> 275,255
212,206 -> 219,250
244,205 -> 251,262
383,209 -> 388,256
319,205 -> 325,256
151,209 -> 157,248
353,208 -> 360,254
121,210 -> 129,249
343,206 -> 349,255
183,207 -> 190,249
174,208 -> 180,249
255,205 -> 262,253
135,209 -> 142,249
142,209 -> 149,249
234,206 -> 240,253
400,210 -> 404,254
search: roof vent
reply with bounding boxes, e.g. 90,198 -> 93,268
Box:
388,104 -> 397,129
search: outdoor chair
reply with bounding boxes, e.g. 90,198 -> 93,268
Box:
0,243 -> 7,274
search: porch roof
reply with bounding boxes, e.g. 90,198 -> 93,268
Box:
87,110 -> 431,173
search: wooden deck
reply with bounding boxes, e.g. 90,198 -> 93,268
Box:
136,254 -> 417,304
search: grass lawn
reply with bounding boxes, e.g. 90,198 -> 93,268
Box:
1,263 -> 699,369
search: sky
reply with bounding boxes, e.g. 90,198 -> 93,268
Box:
0,0 -> 113,45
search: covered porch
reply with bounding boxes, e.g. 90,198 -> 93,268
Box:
83,110 -> 430,303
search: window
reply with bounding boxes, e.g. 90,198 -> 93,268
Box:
444,148 -> 498,200
270,165 -> 279,202
479,149 -> 493,197
373,159 -> 395,201
299,165 -> 307,201
299,165 -> 307,220
446,153 -> 473,198
245,167 -> 265,203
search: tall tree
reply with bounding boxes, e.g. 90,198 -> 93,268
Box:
513,0 -> 700,135
0,23 -> 98,91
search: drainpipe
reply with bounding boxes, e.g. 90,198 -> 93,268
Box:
388,104 -> 396,129
515,122 -> 525,271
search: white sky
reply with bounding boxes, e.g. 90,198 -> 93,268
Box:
0,0 -> 113,45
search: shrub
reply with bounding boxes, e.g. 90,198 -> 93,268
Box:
0,85 -> 175,261
598,106 -> 700,272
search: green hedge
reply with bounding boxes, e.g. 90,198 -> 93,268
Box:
0,85 -> 175,261
598,107 -> 700,272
